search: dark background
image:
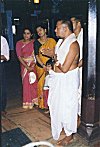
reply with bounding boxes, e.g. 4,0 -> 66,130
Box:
1,0 -> 100,109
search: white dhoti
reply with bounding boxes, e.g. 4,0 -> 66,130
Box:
48,68 -> 80,140
77,29 -> 83,116
78,67 -> 82,116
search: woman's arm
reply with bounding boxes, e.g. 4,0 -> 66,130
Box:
35,55 -> 44,67
41,39 -> 56,58
34,40 -> 46,70
35,55 -> 46,71
18,57 -> 33,72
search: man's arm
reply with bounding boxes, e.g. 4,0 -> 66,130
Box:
56,41 -> 80,73
78,59 -> 83,68
0,55 -> 7,61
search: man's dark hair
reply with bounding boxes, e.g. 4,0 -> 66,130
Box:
71,16 -> 83,28
60,19 -> 73,32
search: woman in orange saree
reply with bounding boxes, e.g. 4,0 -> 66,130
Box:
34,23 -> 56,109
16,28 -> 38,109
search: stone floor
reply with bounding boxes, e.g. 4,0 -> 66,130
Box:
1,106 -> 100,147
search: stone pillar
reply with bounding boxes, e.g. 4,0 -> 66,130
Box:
78,0 -> 100,144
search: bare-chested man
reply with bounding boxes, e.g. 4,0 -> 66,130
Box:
70,17 -> 83,68
47,19 -> 80,146
71,17 -> 83,119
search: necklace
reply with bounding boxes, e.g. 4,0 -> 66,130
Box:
22,39 -> 32,44
39,38 -> 48,45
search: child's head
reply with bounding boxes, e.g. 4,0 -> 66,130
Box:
46,58 -> 55,71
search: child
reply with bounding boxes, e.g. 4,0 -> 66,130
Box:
43,58 -> 55,113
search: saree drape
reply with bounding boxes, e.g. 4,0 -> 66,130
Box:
16,40 -> 38,108
34,38 -> 56,109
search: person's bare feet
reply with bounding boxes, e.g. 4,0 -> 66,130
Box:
44,110 -> 50,114
57,135 -> 73,146
61,128 -> 66,135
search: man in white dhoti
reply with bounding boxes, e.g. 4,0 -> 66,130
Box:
71,17 -> 83,118
47,19 -> 80,146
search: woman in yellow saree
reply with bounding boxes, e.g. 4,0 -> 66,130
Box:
34,23 -> 56,109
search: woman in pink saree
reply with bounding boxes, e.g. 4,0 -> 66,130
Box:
16,28 -> 38,109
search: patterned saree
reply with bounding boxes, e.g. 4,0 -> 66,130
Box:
34,38 -> 56,109
16,40 -> 38,109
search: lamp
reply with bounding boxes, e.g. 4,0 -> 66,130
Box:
34,0 -> 40,3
